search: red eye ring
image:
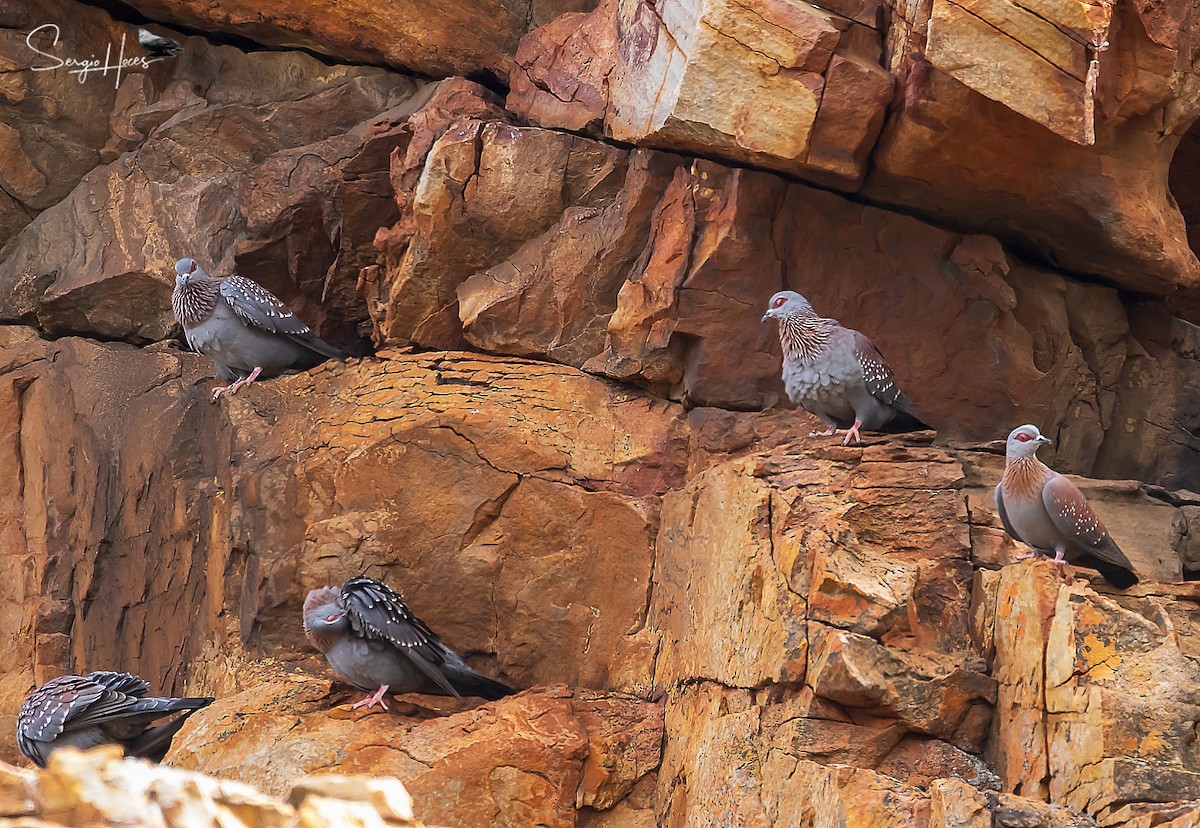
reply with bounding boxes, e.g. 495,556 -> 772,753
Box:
772,296 -> 787,308
324,613 -> 340,623
1015,433 -> 1032,442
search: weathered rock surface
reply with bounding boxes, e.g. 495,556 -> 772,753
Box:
2,326 -> 1198,823
170,679 -> 662,827
508,0 -> 1200,318
0,0 -> 146,247
870,0 -> 1200,311
975,560 -> 1200,820
0,28 -> 422,345
116,0 -> 594,79
509,0 -> 894,189
5,0 -> 1200,823
367,91 -> 1200,486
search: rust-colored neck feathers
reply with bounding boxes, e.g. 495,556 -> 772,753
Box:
778,314 -> 833,362
171,276 -> 221,329
1002,456 -> 1049,500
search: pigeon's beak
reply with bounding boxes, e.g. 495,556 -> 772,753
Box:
1037,435 -> 1052,445
761,310 -> 772,322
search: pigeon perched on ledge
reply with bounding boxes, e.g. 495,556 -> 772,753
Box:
304,576 -> 515,710
762,290 -> 924,444
136,28 -> 183,58
171,258 -> 347,402
994,424 -> 1139,588
17,672 -> 213,768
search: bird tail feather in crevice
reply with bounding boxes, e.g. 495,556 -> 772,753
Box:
450,671 -> 516,702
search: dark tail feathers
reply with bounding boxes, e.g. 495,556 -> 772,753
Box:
1093,559 -> 1139,589
292,329 -> 353,361
451,671 -> 516,702
123,697 -> 213,762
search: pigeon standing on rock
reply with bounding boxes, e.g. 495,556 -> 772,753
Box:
762,290 -> 924,444
994,424 -> 1139,588
136,28 -> 183,58
172,258 -> 347,402
17,672 -> 213,768
304,576 -> 515,710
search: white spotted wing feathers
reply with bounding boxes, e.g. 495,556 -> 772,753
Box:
339,577 -> 461,697
220,276 -> 344,361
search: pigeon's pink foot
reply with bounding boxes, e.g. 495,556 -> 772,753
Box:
351,685 -> 391,711
211,366 -> 264,403
1011,548 -> 1041,562
1052,548 -> 1066,563
841,420 -> 863,445
809,424 -> 838,438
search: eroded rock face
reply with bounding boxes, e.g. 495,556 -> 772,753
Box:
871,0 -> 1200,310
367,95 -> 1200,485
976,562 -> 1200,820
0,0 -> 142,247
508,0 -> 1200,318
509,0 -> 894,189
5,0 -> 1200,823
0,27 -> 422,344
169,678 -> 662,827
1,329 -> 1198,822
114,0 -> 586,78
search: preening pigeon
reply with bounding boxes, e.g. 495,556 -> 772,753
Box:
136,28 -> 183,58
994,424 -> 1139,588
762,290 -> 924,444
304,576 -> 515,710
17,672 -> 213,768
172,258 -> 347,402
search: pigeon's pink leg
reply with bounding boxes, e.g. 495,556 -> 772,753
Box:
211,366 -> 264,402
351,685 -> 391,711
1052,545 -> 1067,563
809,423 -> 838,438
841,419 -> 863,445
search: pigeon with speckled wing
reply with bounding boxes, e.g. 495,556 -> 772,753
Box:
304,576 -> 515,710
994,424 -> 1138,588
17,672 -> 213,767
762,290 -> 924,444
171,257 -> 347,402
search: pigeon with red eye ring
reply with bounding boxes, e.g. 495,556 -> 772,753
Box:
762,290 -> 924,444
171,257 -> 348,402
303,577 -> 515,710
17,672 -> 212,768
994,424 -> 1138,588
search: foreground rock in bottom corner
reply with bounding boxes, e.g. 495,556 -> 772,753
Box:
0,744 -> 422,828
978,560 -> 1200,816
167,677 -> 663,828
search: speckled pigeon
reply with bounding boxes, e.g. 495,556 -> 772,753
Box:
172,258 -> 347,402
304,577 -> 515,710
136,28 -> 183,58
994,424 -> 1139,588
762,290 -> 924,444
17,672 -> 213,768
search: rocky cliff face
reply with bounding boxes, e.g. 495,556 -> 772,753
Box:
2,0 -> 1200,824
